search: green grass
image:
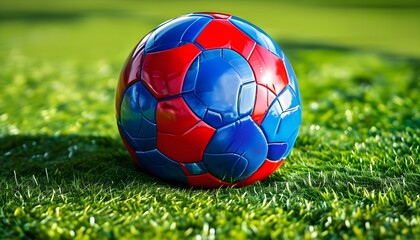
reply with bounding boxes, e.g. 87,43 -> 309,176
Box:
1,0 -> 419,239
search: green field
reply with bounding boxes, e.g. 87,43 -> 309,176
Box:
1,0 -> 419,239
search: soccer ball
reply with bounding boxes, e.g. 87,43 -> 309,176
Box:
115,12 -> 302,188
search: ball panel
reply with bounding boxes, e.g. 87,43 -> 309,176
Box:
229,16 -> 283,59
238,82 -> 257,117
260,90 -> 301,144
157,121 -> 215,163
142,43 -> 201,99
156,97 -> 199,135
252,84 -> 277,125
248,44 -> 289,95
267,142 -> 288,160
182,57 -> 199,93
119,84 -> 157,152
196,19 -> 256,60
120,34 -> 149,87
275,104 -> 301,142
118,50 -> 144,90
120,83 -> 157,139
182,92 -> 207,119
183,49 -> 256,128
136,149 -> 188,184
156,97 -> 215,163
202,153 -> 248,182
283,128 -> 300,158
194,49 -> 242,125
130,135 -> 157,152
144,16 -> 211,53
137,82 -> 157,123
259,98 -> 282,142
278,86 -> 300,112
203,117 -> 267,182
116,38 -> 147,119
235,159 -> 284,187
275,109 -> 302,142
259,85 -> 302,160
117,124 -> 142,168
221,49 -> 255,83
203,110 -> 223,128
182,16 -> 213,43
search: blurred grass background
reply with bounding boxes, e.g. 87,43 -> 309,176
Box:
1,0 -> 420,62
0,0 -> 419,239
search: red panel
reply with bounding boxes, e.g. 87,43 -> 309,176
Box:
248,44 -> 289,95
235,159 -> 284,187
156,98 -> 215,163
117,126 -> 143,169
196,20 -> 256,60
120,37 -> 148,87
116,39 -> 147,118
252,84 -> 277,125
202,12 -> 231,19
126,51 -> 145,86
187,173 -> 232,188
116,51 -> 143,119
142,43 -> 201,99
156,97 -> 200,135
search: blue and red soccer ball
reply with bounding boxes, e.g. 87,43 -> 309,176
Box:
115,12 -> 302,188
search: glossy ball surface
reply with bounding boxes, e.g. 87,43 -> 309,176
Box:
116,12 -> 302,188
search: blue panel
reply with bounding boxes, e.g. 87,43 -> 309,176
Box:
118,123 -> 156,152
276,106 -> 302,141
136,150 -> 187,184
138,82 -> 157,123
183,162 -> 208,175
283,128 -> 300,158
278,86 -> 300,112
131,137 -> 156,151
195,49 -> 241,126
262,100 -> 301,143
145,15 -> 207,53
260,99 -> 282,142
267,142 -> 288,160
185,49 -> 256,127
204,109 -> 223,128
120,84 -> 142,137
138,117 -> 156,138
222,49 -> 255,84
203,117 -> 267,182
238,82 -> 256,117
118,123 -> 139,150
284,56 -> 301,104
182,17 -> 212,42
182,92 -> 206,119
203,153 -> 248,182
229,16 -> 283,59
120,83 -> 157,151
182,57 -> 199,93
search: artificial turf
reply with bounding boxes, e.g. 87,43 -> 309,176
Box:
1,0 -> 419,239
